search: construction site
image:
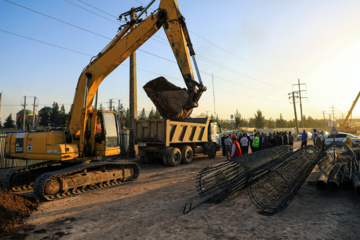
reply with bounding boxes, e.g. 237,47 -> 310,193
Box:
1,0 -> 360,239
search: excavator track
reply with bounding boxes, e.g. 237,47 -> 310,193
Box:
33,161 -> 139,201
1,161 -> 59,192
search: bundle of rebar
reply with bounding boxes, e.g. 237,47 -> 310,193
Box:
196,145 -> 292,205
247,146 -> 323,214
316,141 -> 359,192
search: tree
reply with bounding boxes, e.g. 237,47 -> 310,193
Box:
148,108 -> 155,119
154,108 -> 161,119
39,108 -> 50,127
59,104 -> 68,126
267,118 -> 275,128
50,102 -> 60,127
139,108 -> 147,120
123,108 -> 130,129
248,118 -> 256,127
234,110 -> 242,129
254,109 -> 265,128
4,114 -> 15,129
275,114 -> 287,128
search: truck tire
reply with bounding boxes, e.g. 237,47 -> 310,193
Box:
167,147 -> 182,167
181,145 -> 193,164
208,144 -> 216,159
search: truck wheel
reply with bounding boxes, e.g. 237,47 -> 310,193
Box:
208,144 -> 216,159
167,147 -> 182,167
181,145 -> 193,164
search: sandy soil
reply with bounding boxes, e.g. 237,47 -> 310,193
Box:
2,141 -> 360,240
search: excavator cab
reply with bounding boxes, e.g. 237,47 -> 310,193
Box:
85,110 -> 121,157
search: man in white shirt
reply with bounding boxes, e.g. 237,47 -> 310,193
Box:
240,133 -> 248,155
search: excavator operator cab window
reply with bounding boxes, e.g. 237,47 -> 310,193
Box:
102,112 -> 120,148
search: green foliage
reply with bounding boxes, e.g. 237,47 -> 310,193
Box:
154,108 -> 161,119
4,114 -> 15,129
139,108 -> 147,120
275,114 -> 287,128
123,108 -> 130,129
254,109 -> 265,128
218,119 -> 231,130
148,108 -> 155,119
267,118 -> 275,128
39,108 -> 50,127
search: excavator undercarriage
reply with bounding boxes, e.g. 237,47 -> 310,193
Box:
2,160 -> 139,201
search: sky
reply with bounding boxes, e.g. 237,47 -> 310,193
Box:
1,0 -> 360,124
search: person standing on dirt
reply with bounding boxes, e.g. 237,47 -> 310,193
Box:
249,134 -> 254,152
230,135 -> 242,158
240,133 -> 249,155
261,133 -> 268,149
315,133 -> 322,149
283,132 -> 288,145
320,131 -> 326,151
252,132 -> 260,153
301,130 -> 308,148
224,136 -> 232,160
312,129 -> 317,145
288,132 -> 294,146
221,134 -> 226,156
276,132 -> 283,145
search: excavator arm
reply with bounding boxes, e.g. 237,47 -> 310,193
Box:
68,0 -> 205,145
342,91 -> 360,127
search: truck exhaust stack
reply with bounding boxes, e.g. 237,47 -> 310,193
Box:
144,77 -> 193,120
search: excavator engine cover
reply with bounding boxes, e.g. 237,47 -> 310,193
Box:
144,77 -> 193,120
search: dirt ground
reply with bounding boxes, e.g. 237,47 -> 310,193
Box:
2,140 -> 360,240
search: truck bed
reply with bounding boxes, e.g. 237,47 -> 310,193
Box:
135,118 -> 210,146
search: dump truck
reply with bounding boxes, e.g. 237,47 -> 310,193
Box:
135,117 -> 221,166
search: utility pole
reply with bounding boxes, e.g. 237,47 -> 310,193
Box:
32,97 -> 37,129
293,79 -> 307,127
321,110 -> 327,128
117,99 -> 122,130
22,96 -> 27,131
118,5 -> 147,157
289,91 -> 299,134
330,105 -> 336,126
329,113 -> 332,127
212,73 -> 216,117
109,98 -> 113,111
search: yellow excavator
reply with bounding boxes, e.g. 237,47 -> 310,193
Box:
339,91 -> 359,135
2,0 -> 206,200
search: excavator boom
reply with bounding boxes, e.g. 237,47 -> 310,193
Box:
68,0 -> 206,145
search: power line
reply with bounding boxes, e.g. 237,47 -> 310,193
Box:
77,0 -> 122,19
4,0 -> 111,39
64,0 -> 121,25
0,29 -> 92,57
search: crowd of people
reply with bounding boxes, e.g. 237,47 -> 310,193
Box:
221,128 -> 354,160
221,131 -> 295,160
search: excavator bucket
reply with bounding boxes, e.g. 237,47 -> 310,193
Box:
144,77 -> 193,120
